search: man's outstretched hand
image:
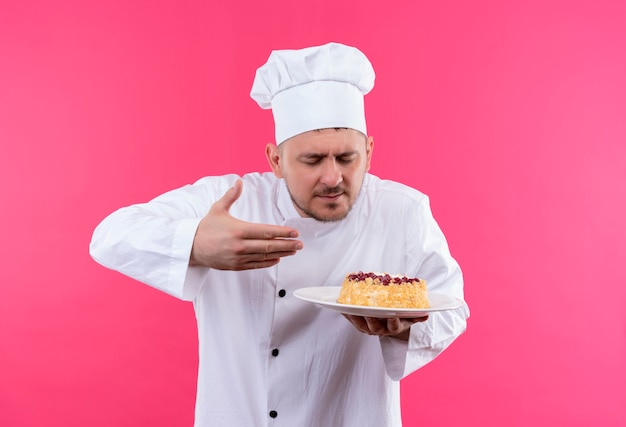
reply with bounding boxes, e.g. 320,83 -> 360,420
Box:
190,180 -> 303,270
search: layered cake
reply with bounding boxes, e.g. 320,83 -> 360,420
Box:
337,272 -> 430,309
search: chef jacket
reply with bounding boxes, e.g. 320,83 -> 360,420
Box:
90,172 -> 469,427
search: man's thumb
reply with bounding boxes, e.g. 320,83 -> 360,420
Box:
215,179 -> 243,212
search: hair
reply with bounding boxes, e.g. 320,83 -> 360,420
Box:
313,127 -> 348,132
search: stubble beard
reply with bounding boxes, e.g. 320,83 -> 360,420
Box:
287,185 -> 362,223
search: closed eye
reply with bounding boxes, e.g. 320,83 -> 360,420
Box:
301,156 -> 324,165
337,154 -> 357,164
298,152 -> 358,165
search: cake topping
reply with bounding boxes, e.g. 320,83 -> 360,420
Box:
347,271 -> 422,286
338,271 -> 430,308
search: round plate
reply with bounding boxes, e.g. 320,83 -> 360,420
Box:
293,286 -> 464,318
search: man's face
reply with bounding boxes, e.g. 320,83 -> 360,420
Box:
266,128 -> 374,222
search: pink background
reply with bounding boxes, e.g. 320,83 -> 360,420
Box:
1,1 -> 625,426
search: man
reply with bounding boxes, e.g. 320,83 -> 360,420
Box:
90,42 -> 469,426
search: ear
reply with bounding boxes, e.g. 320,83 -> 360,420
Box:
365,136 -> 374,171
265,143 -> 284,178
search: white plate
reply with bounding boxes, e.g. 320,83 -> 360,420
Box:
293,286 -> 464,318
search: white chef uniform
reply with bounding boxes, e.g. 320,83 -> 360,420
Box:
90,171 -> 469,426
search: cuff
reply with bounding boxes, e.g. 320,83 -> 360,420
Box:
167,217 -> 204,301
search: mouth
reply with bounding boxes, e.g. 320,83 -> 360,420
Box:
316,192 -> 344,200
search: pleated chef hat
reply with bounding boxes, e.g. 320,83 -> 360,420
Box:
250,42 -> 375,145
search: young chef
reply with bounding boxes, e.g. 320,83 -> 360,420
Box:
90,42 -> 469,426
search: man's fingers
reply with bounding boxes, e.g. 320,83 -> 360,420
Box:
196,182 -> 303,270
386,318 -> 404,334
364,317 -> 386,334
246,248 -> 300,262
342,314 -> 369,333
242,223 -> 300,240
263,239 -> 303,254
211,181 -> 300,239
343,315 -> 427,338
240,258 -> 281,271
227,239 -> 301,265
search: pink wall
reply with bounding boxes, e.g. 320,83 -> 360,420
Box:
1,1 -> 625,426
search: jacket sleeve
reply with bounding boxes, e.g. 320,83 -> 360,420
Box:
379,194 -> 470,380
89,175 -> 239,300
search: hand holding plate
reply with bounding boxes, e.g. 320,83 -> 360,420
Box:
341,314 -> 428,341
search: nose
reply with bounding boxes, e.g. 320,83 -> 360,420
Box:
320,159 -> 343,188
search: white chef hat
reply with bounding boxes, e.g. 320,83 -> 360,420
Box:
250,42 -> 375,145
